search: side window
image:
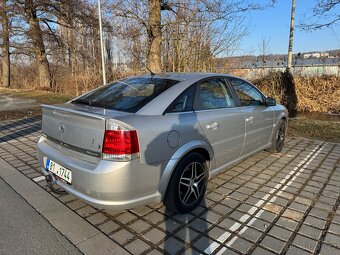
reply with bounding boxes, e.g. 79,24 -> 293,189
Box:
229,78 -> 264,106
166,85 -> 195,113
196,79 -> 235,110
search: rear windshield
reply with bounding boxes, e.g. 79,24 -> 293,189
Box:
72,77 -> 179,113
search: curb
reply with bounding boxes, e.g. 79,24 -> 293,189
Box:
0,157 -> 130,255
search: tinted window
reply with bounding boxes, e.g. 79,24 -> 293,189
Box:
229,78 -> 264,106
166,86 -> 195,113
72,77 -> 179,113
196,79 -> 235,110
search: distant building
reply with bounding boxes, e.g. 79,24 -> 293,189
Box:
304,54 -> 312,59
312,53 -> 321,58
320,52 -> 329,58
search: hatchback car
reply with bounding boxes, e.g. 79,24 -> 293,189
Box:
37,73 -> 288,213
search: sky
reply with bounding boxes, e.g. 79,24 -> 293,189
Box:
238,0 -> 340,56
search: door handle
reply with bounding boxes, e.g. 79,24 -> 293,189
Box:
206,122 -> 219,130
245,116 -> 254,123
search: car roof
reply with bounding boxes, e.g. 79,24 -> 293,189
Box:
134,72 -> 234,81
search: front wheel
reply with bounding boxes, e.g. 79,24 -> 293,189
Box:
267,119 -> 286,153
163,152 -> 207,213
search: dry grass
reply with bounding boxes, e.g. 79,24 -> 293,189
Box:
253,73 -> 340,113
288,117 -> 340,143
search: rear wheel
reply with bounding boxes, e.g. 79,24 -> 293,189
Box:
164,152 -> 207,213
267,119 -> 286,153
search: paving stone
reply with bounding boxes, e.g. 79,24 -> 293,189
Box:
324,232 -> 340,247
242,227 -> 263,243
260,236 -> 285,254
110,229 -> 134,245
319,244 -> 340,255
67,199 -> 87,210
128,220 -> 151,233
229,237 -> 253,254
292,234 -> 318,252
144,211 -> 165,224
257,208 -> 279,222
192,236 -> 216,253
206,226 -> 226,241
171,213 -> 195,224
200,211 -> 222,224
282,209 -> 304,222
98,221 -> 120,234
125,238 -> 150,254
143,228 -> 167,244
298,223 -> 323,241
115,212 -> 137,224
268,225 -> 292,241
252,246 -> 276,255
304,215 -> 327,229
76,206 -> 97,217
211,204 -> 232,216
158,218 -> 182,233
147,249 -> 163,255
130,206 -> 153,216
176,227 -> 200,243
275,217 -> 298,231
86,213 -> 107,225
288,202 -> 309,213
77,233 -> 129,255
285,245 -> 312,255
250,218 -> 270,232
159,237 -> 186,255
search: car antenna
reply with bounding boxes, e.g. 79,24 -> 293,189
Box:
130,51 -> 156,76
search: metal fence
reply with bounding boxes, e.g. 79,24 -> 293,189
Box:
219,65 -> 340,80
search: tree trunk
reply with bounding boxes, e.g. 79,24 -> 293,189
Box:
146,0 -> 162,73
1,0 -> 10,88
25,0 -> 52,89
287,0 -> 296,70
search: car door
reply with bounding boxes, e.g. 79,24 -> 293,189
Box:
227,78 -> 274,156
194,78 -> 246,168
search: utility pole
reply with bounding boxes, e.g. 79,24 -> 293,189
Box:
287,0 -> 296,71
98,0 -> 106,84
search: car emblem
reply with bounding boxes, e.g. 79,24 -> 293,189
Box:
58,123 -> 65,133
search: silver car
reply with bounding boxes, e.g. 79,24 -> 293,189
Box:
37,73 -> 288,213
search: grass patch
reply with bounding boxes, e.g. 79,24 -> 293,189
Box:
0,88 -> 72,105
288,117 -> 340,143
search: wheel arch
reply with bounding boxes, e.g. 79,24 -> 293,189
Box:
157,140 -> 213,200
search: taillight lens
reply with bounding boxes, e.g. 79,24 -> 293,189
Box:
102,130 -> 140,160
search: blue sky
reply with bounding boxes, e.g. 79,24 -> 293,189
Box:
238,0 -> 340,56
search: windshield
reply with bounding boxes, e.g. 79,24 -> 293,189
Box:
72,77 -> 179,113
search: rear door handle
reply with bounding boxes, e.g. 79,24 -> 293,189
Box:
245,116 -> 254,123
206,122 -> 219,130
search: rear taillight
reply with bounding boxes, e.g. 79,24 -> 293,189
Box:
102,120 -> 140,161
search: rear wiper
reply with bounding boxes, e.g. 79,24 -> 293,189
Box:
71,98 -> 93,106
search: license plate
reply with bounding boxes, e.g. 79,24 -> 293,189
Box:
46,159 -> 72,184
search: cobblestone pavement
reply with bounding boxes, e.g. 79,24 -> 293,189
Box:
0,116 -> 339,255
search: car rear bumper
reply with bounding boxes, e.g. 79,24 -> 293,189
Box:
37,136 -> 163,210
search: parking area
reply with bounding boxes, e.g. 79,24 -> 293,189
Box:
0,116 -> 339,255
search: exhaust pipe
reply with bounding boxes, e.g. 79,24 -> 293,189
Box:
45,174 -> 67,195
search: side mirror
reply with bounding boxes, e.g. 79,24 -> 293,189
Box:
266,97 -> 276,106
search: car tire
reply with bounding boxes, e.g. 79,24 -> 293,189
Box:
266,119 -> 286,153
164,152 -> 207,213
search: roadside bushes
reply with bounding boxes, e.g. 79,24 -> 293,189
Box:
253,72 -> 340,114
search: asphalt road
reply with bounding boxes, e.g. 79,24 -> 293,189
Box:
0,94 -> 37,111
0,178 -> 82,255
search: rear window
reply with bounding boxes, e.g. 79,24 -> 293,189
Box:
72,77 -> 179,112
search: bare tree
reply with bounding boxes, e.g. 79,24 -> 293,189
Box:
1,0 -> 11,87
258,36 -> 271,65
287,0 -> 296,70
146,0 -> 162,72
24,0 -> 52,88
300,0 -> 340,30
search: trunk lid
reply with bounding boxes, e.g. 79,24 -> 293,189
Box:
41,104 -> 110,156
